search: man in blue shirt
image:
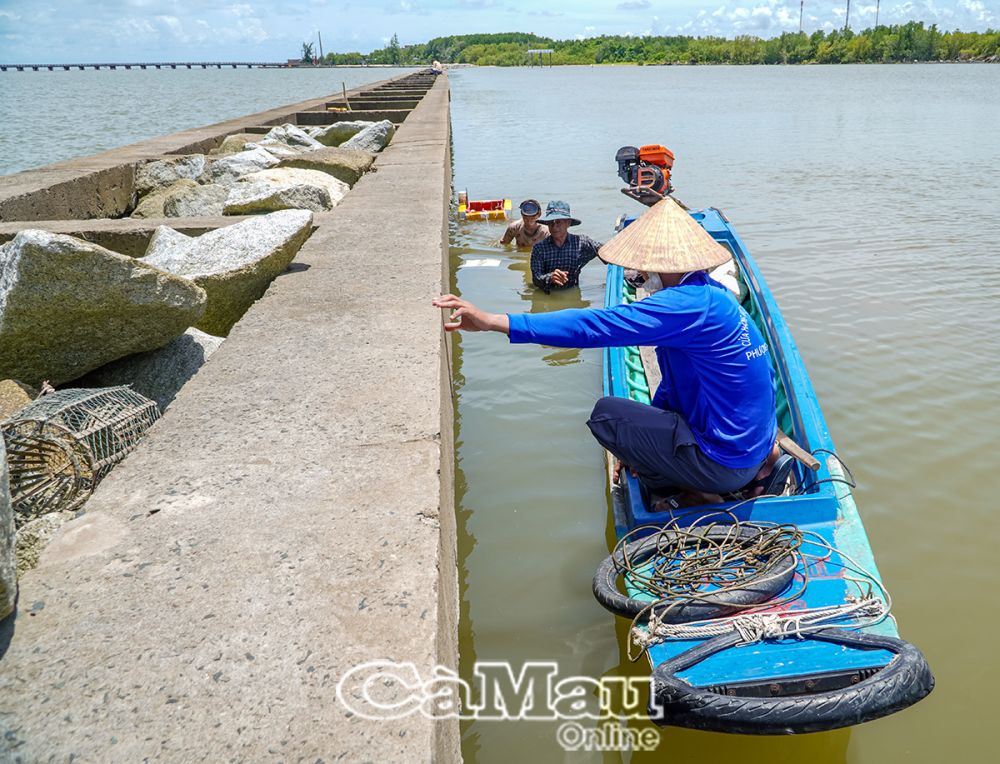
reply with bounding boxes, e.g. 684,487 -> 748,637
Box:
434,199 -> 780,499
530,200 -> 603,293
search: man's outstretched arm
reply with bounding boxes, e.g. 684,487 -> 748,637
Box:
433,294 -> 510,335
434,293 -> 687,348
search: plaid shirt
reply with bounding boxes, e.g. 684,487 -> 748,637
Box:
530,233 -> 603,292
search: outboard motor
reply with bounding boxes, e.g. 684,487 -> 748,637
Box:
616,144 -> 675,200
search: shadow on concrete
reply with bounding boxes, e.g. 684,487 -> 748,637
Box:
0,596 -> 18,659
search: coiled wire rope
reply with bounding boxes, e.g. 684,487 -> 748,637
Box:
603,502 -> 893,661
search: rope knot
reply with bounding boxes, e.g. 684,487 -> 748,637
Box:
732,613 -> 805,643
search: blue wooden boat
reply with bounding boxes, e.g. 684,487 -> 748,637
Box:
595,207 -> 934,734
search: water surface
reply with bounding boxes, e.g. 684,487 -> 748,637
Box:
449,64 -> 999,763
0,66 -> 414,175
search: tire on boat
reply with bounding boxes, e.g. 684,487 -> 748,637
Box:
591,525 -> 797,622
648,627 -> 935,734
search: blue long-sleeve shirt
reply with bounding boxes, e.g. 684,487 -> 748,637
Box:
507,271 -> 777,469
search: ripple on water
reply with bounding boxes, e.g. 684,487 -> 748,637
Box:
449,65 -> 999,763
0,67 -> 417,175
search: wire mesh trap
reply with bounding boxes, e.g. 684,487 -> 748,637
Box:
1,386 -> 160,521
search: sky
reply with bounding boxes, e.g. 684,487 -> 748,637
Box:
0,1 -> 996,63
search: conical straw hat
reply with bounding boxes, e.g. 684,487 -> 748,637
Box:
598,199 -> 731,273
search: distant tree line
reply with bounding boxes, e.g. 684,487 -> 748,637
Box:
322,25 -> 999,66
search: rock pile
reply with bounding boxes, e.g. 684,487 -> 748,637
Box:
13,510 -> 74,578
76,328 -> 224,411
224,168 -> 348,215
206,147 -> 281,186
309,121 -> 378,147
163,183 -> 230,218
247,124 -> 324,156
342,121 -> 395,153
0,380 -> 35,421
0,209 -> 313,390
143,209 -> 314,335
210,133 -> 260,156
130,119 -> 390,219
135,155 -> 206,195
0,208 -> 315,577
131,178 -> 199,218
277,147 -> 376,187
0,230 -> 208,387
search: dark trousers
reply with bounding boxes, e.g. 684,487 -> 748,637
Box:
586,396 -> 760,495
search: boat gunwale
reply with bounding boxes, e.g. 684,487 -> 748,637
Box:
600,206 -> 901,689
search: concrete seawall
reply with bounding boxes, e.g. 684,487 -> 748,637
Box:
0,74 -> 460,761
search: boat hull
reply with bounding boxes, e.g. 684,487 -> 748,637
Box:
600,207 -> 933,733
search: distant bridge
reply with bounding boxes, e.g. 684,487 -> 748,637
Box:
0,62 -> 286,72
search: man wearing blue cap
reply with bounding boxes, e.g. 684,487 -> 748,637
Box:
530,200 -> 603,293
500,199 -> 549,249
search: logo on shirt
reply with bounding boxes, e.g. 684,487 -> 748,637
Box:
737,314 -> 752,348
738,314 -> 769,360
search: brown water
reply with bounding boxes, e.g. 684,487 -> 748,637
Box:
448,64 -> 1000,763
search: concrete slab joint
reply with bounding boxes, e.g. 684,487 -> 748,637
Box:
0,72 -> 461,763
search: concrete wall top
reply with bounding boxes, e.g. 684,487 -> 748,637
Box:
0,74 -> 460,762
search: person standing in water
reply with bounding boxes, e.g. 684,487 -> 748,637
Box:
528,200 -> 602,293
500,199 -> 549,249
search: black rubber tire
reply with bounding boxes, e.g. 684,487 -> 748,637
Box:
649,627 -> 935,734
592,525 -> 797,622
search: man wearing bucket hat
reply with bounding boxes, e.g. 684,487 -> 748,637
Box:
529,200 -> 603,292
500,199 -> 549,249
433,199 -> 783,499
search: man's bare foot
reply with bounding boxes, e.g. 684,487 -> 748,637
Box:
612,459 -> 639,485
613,458 -> 624,485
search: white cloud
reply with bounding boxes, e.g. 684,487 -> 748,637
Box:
232,15 -> 269,42
113,16 -> 156,41
384,0 -> 427,13
959,0 -> 996,24
728,3 -> 781,32
155,15 -> 185,38
227,3 -> 256,17
1,0 -> 998,63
